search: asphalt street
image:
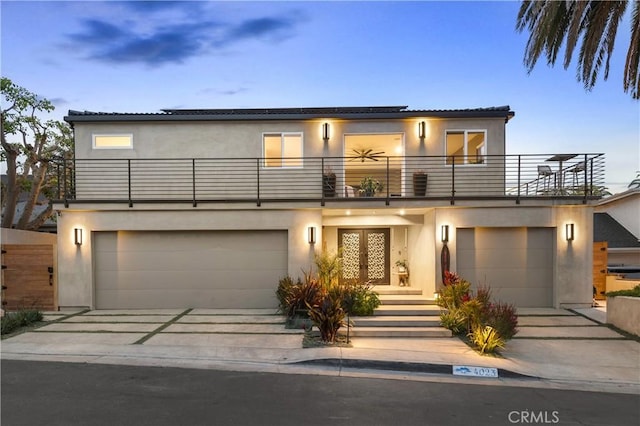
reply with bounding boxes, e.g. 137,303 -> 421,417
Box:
1,360 -> 638,426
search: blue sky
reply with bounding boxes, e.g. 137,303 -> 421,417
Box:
2,0 -> 638,193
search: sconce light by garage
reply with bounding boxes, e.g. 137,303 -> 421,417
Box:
441,225 -> 449,243
418,121 -> 426,140
322,123 -> 330,142
565,223 -> 575,241
308,226 -> 316,244
74,228 -> 83,246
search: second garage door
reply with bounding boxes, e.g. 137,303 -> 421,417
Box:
94,230 -> 287,309
457,227 -> 553,307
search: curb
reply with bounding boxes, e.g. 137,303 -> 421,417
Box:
294,358 -> 537,379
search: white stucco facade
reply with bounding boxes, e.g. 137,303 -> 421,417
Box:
54,106 -> 597,310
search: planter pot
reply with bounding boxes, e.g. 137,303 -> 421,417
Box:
607,296 -> 640,336
322,174 -> 336,197
285,309 -> 313,331
285,316 -> 313,331
413,173 -> 428,196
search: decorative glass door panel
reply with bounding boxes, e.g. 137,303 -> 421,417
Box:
338,228 -> 390,285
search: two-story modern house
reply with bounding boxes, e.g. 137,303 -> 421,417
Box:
55,105 -> 604,310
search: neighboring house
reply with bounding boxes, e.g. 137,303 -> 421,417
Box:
1,175 -> 57,233
54,105 -> 605,310
594,189 -> 640,268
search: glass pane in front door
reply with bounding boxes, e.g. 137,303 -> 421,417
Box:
338,228 -> 390,285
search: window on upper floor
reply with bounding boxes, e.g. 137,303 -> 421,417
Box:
93,134 -> 133,149
263,133 -> 303,168
445,130 -> 486,165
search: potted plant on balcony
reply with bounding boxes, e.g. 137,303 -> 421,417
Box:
322,166 -> 336,198
413,171 -> 428,196
359,176 -> 383,197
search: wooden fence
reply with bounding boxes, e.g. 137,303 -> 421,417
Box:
593,241 -> 608,300
1,244 -> 56,311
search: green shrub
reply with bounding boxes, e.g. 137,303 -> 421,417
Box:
437,274 -> 518,349
276,275 -> 298,314
437,279 -> 473,334
468,325 -> 505,354
314,250 -> 343,290
439,310 -> 467,334
460,298 -> 486,332
341,280 -> 380,316
307,289 -> 346,343
606,284 -> 640,298
1,309 -> 43,335
1,314 -> 21,335
20,310 -> 43,325
436,278 -> 471,311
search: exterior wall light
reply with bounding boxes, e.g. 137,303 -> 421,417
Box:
565,223 -> 575,241
308,226 -> 316,244
418,121 -> 426,140
441,225 -> 449,243
74,228 -> 83,246
322,123 -> 330,142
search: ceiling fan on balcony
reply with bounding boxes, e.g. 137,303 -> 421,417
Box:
348,148 -> 386,162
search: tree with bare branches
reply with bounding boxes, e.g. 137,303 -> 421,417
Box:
1,77 -> 72,230
517,0 -> 640,99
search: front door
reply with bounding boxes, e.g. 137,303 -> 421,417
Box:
338,228 -> 390,285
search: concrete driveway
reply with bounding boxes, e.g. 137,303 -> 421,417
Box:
1,306 -> 638,394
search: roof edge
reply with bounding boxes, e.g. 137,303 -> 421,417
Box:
64,105 -> 515,123
597,188 -> 640,206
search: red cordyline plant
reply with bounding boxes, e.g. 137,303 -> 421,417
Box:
307,288 -> 347,343
443,271 -> 461,286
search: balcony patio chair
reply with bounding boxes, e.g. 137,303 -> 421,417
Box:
565,161 -> 586,190
344,185 -> 356,198
536,165 -> 554,194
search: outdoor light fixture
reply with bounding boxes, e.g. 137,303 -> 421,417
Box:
322,123 -> 330,142
418,121 -> 426,139
565,223 -> 575,241
441,225 -> 449,243
308,226 -> 316,244
74,228 -> 83,246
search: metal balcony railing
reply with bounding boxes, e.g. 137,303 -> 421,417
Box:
53,153 -> 605,206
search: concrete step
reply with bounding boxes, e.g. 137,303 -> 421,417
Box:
374,305 -> 441,316
349,326 -> 452,338
352,316 -> 441,327
373,286 -> 422,296
378,295 -> 437,305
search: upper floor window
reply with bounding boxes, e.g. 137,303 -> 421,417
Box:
93,134 -> 133,149
263,133 -> 303,168
445,130 -> 486,165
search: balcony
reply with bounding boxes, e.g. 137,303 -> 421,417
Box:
54,153 -> 605,207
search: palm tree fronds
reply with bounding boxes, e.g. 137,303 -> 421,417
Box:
623,0 -> 640,99
517,0 -> 638,99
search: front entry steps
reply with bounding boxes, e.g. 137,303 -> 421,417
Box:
350,286 -> 452,338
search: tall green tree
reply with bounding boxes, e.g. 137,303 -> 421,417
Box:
1,77 -> 72,230
517,0 -> 640,99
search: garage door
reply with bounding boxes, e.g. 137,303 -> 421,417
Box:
94,231 -> 287,309
457,227 -> 553,307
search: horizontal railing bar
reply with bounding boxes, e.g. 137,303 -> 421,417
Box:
54,153 -> 606,206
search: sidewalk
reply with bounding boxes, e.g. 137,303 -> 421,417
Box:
1,306 -> 638,395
